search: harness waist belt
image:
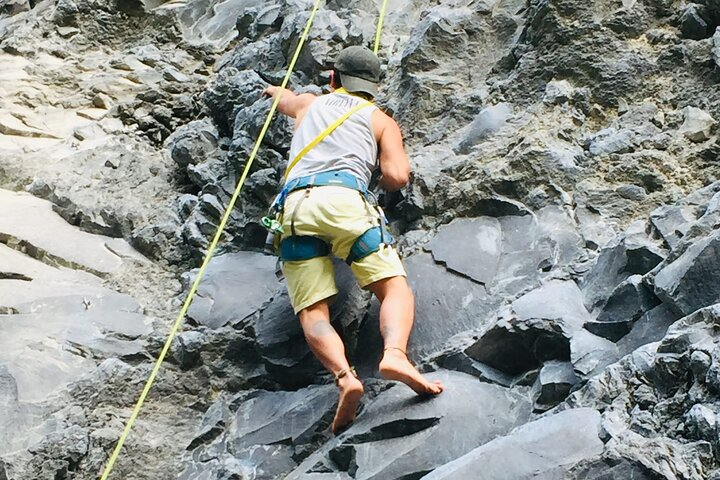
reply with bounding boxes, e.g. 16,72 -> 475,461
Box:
271,170 -> 366,213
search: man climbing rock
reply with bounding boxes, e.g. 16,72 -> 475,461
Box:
264,45 -> 443,433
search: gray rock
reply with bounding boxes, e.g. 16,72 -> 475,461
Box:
425,217 -> 501,285
432,346 -> 515,387
630,407 -> 658,436
424,408 -> 604,480
455,103 -> 512,153
512,280 -> 592,334
185,385 -> 336,460
466,280 -> 590,376
680,106 -> 716,143
174,0 -> 264,49
400,253 -> 494,360
684,404 -> 717,441
179,387 -> 315,478
183,252 -> 280,330
494,207 -> 584,295
588,128 -> 634,155
649,204 -> 699,251
616,304 -> 680,356
0,190 -> 140,275
567,458 -> 662,480
586,275 -> 661,342
0,0 -> 29,17
581,225 -> 665,314
654,231 -> 720,316
616,184 -> 647,200
690,349 -> 713,381
679,4 -> 710,40
172,330 -> 205,369
571,329 -> 620,378
543,79 -> 574,105
534,360 -> 578,409
0,292 -> 149,402
167,119 -> 221,169
203,68 -> 266,136
287,370 -> 533,480
713,27 -> 720,68
162,65 -> 190,83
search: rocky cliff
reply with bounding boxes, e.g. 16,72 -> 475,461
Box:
1,0 -> 720,479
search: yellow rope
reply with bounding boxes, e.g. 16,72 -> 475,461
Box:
98,1 -> 324,478
374,0 -> 389,53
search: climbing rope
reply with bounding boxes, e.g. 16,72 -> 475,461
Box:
374,0 -> 389,54
99,1 -> 389,478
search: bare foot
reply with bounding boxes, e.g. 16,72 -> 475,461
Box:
331,373 -> 364,433
379,349 -> 444,395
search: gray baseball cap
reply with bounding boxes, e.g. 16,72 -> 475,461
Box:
334,46 -> 381,98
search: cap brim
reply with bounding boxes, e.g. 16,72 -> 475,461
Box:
339,73 -> 379,97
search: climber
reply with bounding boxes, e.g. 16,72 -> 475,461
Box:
263,45 -> 443,433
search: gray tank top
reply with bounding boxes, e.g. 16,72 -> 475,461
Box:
286,92 -> 378,190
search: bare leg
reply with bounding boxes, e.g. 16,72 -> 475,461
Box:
368,276 -> 443,395
298,300 -> 364,433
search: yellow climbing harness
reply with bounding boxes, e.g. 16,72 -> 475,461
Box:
99,0 -> 390,478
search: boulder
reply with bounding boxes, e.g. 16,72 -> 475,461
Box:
587,128 -> 634,156
166,119 -> 221,169
543,79 -> 574,105
679,4 -> 711,40
654,231 -> 720,316
181,385 -> 337,479
533,360 -> 578,410
454,103 -> 512,153
425,217 -> 501,285
286,370 -> 533,479
684,404 -> 717,442
581,224 -> 665,314
650,204 -> 702,251
570,329 -> 620,378
424,208 -> 583,297
0,190 -> 140,275
183,252 -> 280,329
679,106 -> 716,143
616,304 -> 680,356
585,275 -> 661,342
394,252 -> 494,360
466,280 -> 590,376
423,408 -> 604,479
0,0 -> 29,17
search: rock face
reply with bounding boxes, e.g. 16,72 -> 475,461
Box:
2,0 -> 720,479
424,408 -> 604,480
0,190 -> 156,465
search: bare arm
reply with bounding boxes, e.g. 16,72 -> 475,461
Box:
264,86 -> 316,122
373,110 -> 410,191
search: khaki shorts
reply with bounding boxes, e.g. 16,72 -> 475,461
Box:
280,186 -> 406,314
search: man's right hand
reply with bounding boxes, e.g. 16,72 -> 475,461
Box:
264,85 -> 317,122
